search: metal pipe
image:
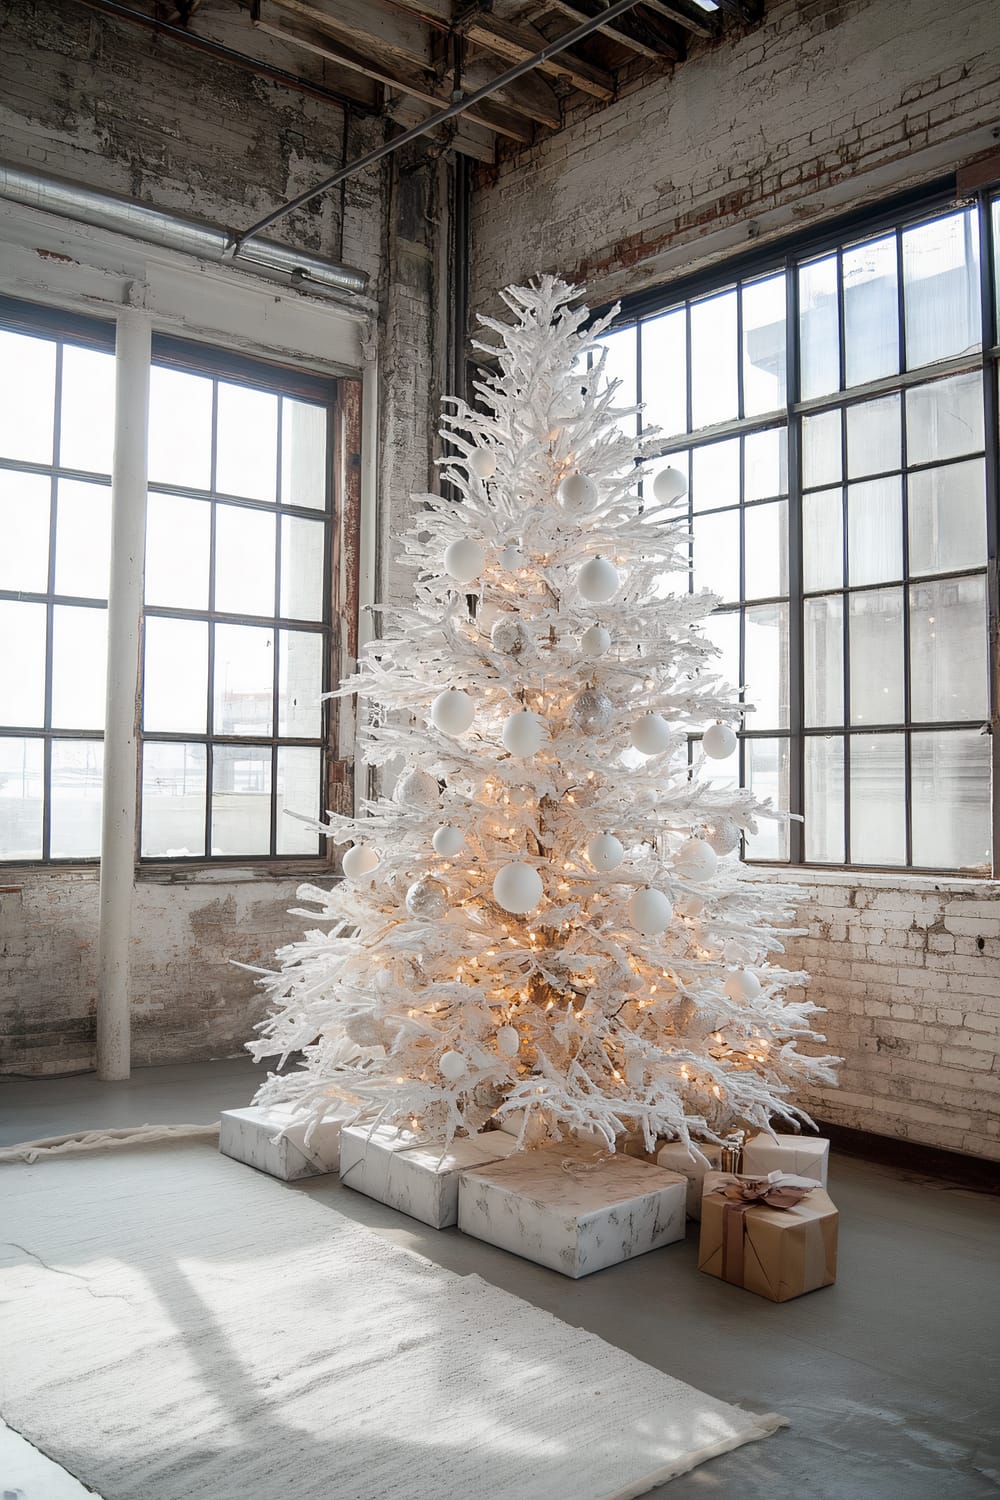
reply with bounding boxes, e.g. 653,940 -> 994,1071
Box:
97,306 -> 151,1082
231,0 -> 644,252
0,160 -> 370,302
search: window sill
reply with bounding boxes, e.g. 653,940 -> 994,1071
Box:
742,863 -> 998,895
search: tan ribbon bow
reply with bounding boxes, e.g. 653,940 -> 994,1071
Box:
711,1171 -> 818,1287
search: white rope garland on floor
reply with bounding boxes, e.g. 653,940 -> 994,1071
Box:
0,1122 -> 220,1165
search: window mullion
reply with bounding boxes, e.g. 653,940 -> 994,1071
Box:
785,252 -> 805,866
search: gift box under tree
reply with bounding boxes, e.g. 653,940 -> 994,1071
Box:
698,1171 -> 838,1302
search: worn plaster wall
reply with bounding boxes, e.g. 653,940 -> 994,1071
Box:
0,3 -> 445,1074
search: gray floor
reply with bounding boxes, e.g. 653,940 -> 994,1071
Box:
1,1058 -> 998,1499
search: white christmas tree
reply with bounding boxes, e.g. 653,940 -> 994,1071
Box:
250,276 -> 838,1154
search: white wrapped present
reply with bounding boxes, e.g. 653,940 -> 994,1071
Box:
741,1132 -> 829,1187
338,1124 -> 518,1229
219,1102 -> 355,1181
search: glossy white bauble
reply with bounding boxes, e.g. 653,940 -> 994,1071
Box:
393,767 -> 440,811
629,886 -> 674,936
405,878 -> 448,920
631,713 -> 672,756
439,1049 -> 468,1080
703,721 -> 738,759
557,472 -> 598,510
430,688 -> 475,736
502,709 -> 547,757
651,465 -> 688,505
577,555 -> 620,603
342,843 -> 379,880
499,542 -> 523,571
586,832 -> 624,872
675,836 -> 718,882
493,861 -> 543,915
444,537 -> 486,584
724,969 -> 763,1003
580,623 -> 612,657
496,1026 -> 520,1057
468,448 -> 497,480
432,824 -> 465,857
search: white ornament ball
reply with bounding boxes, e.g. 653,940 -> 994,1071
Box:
468,448 -> 497,480
569,689 -> 614,736
430,688 -> 474,736
557,472 -> 598,510
433,824 -> 465,857
342,843 -> 379,879
405,878 -> 448,920
724,969 -> 763,1002
703,721 -> 738,759
499,542 -> 523,571
580,623 -> 612,657
586,832 -> 624,872
652,465 -> 688,505
706,815 -> 741,856
577,555 -> 620,603
440,1049 -> 467,1081
631,713 -> 672,756
496,1026 -> 520,1058
629,886 -> 674,936
493,861 -> 543,915
502,709 -> 547,757
675,837 -> 718,882
393,767 -> 440,811
490,616 -> 530,656
444,537 -> 486,584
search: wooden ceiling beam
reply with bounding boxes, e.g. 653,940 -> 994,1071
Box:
534,0 -> 681,62
455,11 -> 616,101
638,0 -> 718,38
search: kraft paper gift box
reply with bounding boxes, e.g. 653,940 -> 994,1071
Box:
654,1141 -> 724,1219
698,1171 -> 838,1302
742,1132 -> 830,1187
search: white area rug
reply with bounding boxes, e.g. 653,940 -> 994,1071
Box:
0,1142 -> 784,1500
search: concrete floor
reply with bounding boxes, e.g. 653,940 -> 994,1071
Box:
1,1059 -> 998,1499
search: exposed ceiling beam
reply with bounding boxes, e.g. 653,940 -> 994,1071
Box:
638,0 -> 717,38
534,0 -> 679,62
455,11 -> 616,100
387,94 -> 495,163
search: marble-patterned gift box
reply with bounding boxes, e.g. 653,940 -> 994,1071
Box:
698,1177 -> 838,1302
742,1132 -> 829,1187
459,1142 -> 687,1278
338,1124 -> 518,1229
219,1103 -> 355,1181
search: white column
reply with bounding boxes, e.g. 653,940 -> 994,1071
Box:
96,302 -> 151,1080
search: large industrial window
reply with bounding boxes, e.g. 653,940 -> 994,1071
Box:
599,187 -> 999,874
0,301 -> 337,865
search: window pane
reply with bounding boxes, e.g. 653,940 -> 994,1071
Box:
902,210 -> 980,369
909,576 -> 988,723
905,372 -> 984,465
0,470 -> 50,592
805,736 -> 845,863
281,398 -> 329,509
50,739 -> 103,859
280,515 -> 325,621
144,617 -> 208,733
0,330 -> 56,464
51,605 -> 107,730
743,501 -> 787,601
692,438 -> 740,512
803,488 -> 843,592
691,291 -> 738,427
743,738 -> 789,859
214,623 -> 273,736
908,459 -> 987,576
804,596 -> 844,727
911,730 -> 990,869
276,746 -> 321,855
640,309 -> 686,439
843,234 -> 899,387
798,255 -> 839,400
144,493 -> 211,609
802,409 -> 842,489
148,366 -> 213,491
141,741 -> 207,858
278,630 -> 323,737
211,744 -> 272,855
0,601 -> 46,727
215,504 -> 276,616
849,588 -> 903,724
702,610 -> 740,692
216,382 -> 278,502
0,736 -> 44,859
846,393 -> 900,478
744,427 -> 787,500
744,603 -> 788,730
847,476 -> 902,586
741,273 -> 786,416
597,327 -> 637,436
692,510 -> 739,601
59,345 -> 115,474
850,733 -> 905,865
54,479 -> 111,600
